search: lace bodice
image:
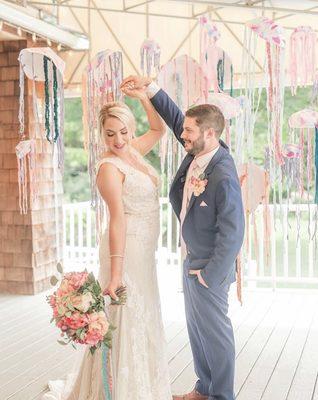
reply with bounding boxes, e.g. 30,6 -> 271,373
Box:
95,147 -> 160,236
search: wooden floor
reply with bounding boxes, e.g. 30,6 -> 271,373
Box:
1,288 -> 318,400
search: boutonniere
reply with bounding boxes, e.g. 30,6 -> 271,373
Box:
190,173 -> 208,196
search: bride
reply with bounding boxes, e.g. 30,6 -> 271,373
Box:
43,85 -> 172,399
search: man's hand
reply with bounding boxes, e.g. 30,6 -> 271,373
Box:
189,269 -> 209,288
121,84 -> 148,101
120,75 -> 152,91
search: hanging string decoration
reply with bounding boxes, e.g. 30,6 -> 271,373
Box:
199,14 -> 233,94
237,162 -> 271,302
140,39 -> 161,77
15,140 -> 36,215
288,109 -> 318,203
245,17 -> 286,166
17,47 -> 65,214
290,26 -> 317,96
200,92 -> 241,150
287,109 -> 318,245
82,50 -> 123,237
157,55 -> 208,187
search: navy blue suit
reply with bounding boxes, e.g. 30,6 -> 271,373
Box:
151,89 -> 245,400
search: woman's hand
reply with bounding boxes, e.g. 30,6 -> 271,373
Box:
121,83 -> 147,101
103,277 -> 123,301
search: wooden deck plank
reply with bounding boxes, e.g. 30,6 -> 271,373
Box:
234,293 -> 292,395
261,294 -> 317,400
235,293 -> 308,400
286,304 -> 318,400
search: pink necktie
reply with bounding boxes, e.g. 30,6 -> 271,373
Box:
180,158 -> 198,259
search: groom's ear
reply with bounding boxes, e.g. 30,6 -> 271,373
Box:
206,128 -> 216,138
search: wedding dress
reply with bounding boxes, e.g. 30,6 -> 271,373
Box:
42,148 -> 172,400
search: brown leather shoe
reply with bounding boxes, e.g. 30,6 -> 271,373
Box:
173,388 -> 208,400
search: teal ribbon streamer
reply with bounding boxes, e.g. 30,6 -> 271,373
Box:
43,56 -> 59,143
102,344 -> 112,400
315,127 -> 318,204
43,56 -> 51,143
52,62 -> 59,143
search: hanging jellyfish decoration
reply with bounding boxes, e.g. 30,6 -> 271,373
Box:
287,109 -> 318,248
288,109 -> 318,202
157,55 -> 208,185
200,92 -> 241,150
290,26 -> 316,96
237,163 -> 271,303
199,14 -> 233,94
140,39 -> 161,77
242,17 -> 285,168
82,50 -> 123,237
17,47 -> 65,214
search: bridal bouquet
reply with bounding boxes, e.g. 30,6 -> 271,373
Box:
47,264 -> 126,354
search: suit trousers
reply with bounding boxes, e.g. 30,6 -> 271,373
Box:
182,268 -> 235,400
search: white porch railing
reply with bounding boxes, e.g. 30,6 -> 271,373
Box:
62,201 -> 318,288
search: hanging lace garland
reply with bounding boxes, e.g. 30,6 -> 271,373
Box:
82,50 -> 123,239
199,14 -> 233,94
140,39 -> 160,77
17,47 -> 65,214
290,26 -> 316,96
157,55 -> 208,188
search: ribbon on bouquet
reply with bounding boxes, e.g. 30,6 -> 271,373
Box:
102,344 -> 112,400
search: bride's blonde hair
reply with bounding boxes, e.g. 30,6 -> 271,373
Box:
99,101 -> 136,138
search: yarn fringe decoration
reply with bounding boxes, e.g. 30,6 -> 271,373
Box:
15,140 -> 37,215
140,39 -> 161,77
17,47 -> 65,214
290,26 -> 317,96
82,50 -> 123,241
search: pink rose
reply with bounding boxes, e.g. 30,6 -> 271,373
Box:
84,329 -> 104,346
64,312 -> 88,330
83,311 -> 109,345
65,272 -> 89,291
87,311 -> 109,336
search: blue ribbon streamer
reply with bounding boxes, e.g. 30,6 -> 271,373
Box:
102,344 -> 112,400
315,127 -> 318,204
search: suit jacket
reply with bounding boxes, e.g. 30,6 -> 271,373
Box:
151,89 -> 245,289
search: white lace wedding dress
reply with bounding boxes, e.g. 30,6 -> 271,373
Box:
43,149 -> 172,400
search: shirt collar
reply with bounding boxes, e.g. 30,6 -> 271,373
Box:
194,146 -> 220,168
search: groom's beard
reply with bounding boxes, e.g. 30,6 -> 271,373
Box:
186,135 -> 205,156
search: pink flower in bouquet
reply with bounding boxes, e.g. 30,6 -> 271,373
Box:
64,312 -> 88,330
70,292 -> 94,313
84,311 -> 110,346
65,271 -> 89,291
85,329 -> 104,346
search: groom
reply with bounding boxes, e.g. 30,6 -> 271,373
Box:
121,76 -> 245,400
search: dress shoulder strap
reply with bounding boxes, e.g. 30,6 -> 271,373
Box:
95,156 -> 128,176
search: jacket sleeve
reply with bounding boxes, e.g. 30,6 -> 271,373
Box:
150,89 -> 185,145
200,177 -> 245,287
